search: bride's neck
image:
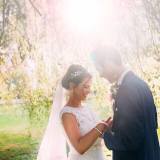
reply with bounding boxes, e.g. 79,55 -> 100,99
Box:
66,97 -> 82,108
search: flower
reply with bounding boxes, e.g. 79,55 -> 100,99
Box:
110,83 -> 119,100
110,83 -> 119,112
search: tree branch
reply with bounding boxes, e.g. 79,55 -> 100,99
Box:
28,0 -> 42,16
0,0 -> 6,42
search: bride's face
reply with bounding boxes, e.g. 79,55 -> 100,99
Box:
73,77 -> 92,101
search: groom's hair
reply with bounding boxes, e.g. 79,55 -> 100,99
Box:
92,46 -> 122,66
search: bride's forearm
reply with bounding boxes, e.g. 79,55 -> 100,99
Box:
75,127 -> 102,154
62,113 -> 107,155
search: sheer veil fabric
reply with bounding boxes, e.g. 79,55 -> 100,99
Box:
37,83 -> 67,160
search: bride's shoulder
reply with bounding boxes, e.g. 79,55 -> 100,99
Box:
60,106 -> 77,118
60,106 -> 72,114
59,106 -> 81,124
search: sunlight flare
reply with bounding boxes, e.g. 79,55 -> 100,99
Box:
63,0 -> 115,33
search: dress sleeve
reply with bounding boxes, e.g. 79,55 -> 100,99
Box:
60,107 -> 80,126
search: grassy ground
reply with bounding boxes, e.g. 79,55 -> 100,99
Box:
0,133 -> 38,160
0,105 -> 39,160
0,105 -> 112,160
0,105 -> 159,160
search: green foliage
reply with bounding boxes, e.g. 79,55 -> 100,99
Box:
23,89 -> 52,127
143,64 -> 160,108
0,0 -> 31,54
88,76 -> 113,119
0,0 -> 34,99
0,71 -> 27,101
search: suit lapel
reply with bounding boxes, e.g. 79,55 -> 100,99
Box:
112,71 -> 134,131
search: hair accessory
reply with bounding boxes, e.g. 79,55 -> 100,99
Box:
70,71 -> 83,79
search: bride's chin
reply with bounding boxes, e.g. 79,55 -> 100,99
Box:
82,96 -> 87,101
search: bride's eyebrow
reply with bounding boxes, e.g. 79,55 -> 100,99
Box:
83,83 -> 90,87
81,83 -> 87,87
81,78 -> 91,86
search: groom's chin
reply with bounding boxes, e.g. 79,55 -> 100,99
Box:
108,79 -> 115,83
103,76 -> 115,83
100,75 -> 112,83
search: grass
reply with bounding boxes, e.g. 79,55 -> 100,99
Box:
0,105 -> 159,160
0,133 -> 38,160
0,105 -> 40,160
0,115 -> 28,132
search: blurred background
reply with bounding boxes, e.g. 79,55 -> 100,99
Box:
0,0 -> 160,160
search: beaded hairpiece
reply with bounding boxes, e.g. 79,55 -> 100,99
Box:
70,71 -> 83,79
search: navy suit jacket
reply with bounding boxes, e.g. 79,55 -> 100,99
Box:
104,71 -> 160,160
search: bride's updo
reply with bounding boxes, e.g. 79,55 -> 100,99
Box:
62,64 -> 91,90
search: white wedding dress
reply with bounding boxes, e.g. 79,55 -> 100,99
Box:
60,106 -> 105,160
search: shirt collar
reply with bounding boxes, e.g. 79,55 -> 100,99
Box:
117,69 -> 130,86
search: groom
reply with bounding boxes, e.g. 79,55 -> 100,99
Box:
92,46 -> 160,160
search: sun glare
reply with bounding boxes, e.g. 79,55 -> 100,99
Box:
63,0 -> 115,34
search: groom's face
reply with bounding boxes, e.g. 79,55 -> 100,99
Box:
95,61 -> 117,83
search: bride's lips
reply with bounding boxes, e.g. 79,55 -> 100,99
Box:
82,95 -> 87,99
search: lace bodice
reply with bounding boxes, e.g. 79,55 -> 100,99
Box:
60,106 -> 105,160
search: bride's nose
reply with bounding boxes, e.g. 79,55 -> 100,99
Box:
89,90 -> 97,97
86,88 -> 91,94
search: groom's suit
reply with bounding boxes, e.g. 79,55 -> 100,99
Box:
103,71 -> 160,160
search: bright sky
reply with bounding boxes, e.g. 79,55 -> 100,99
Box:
62,0 -> 118,37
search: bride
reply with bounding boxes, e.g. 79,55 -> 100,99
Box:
37,64 -> 112,160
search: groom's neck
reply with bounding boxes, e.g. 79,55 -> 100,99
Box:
115,66 -> 126,83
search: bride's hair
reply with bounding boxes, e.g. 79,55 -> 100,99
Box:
62,64 -> 91,90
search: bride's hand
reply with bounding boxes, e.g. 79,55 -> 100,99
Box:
95,117 -> 113,136
102,117 -> 113,129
